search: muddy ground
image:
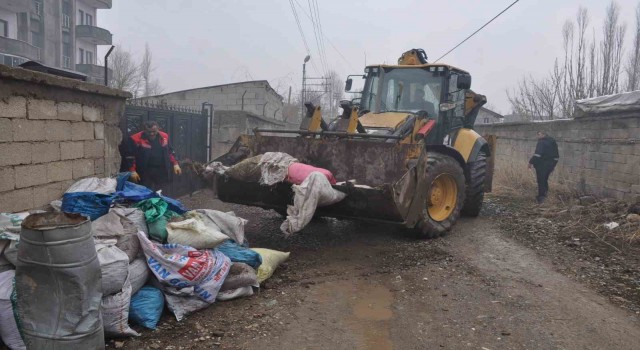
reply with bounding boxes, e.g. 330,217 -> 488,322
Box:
110,189 -> 640,350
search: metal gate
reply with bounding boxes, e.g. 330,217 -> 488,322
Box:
121,100 -> 211,198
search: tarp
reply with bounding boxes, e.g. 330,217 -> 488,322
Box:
575,90 -> 640,117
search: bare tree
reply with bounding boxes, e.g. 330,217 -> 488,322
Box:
508,1 -> 631,120
625,3 -> 640,91
109,46 -> 141,97
599,1 -> 626,95
139,43 -> 163,97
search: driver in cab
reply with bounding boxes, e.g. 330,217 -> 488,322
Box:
408,88 -> 436,117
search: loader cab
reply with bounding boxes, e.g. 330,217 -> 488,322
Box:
357,64 -> 471,142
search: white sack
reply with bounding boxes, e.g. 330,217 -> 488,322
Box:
166,217 -> 229,249
65,177 -> 117,194
92,212 -> 125,238
0,270 -> 25,350
129,258 -> 150,295
280,172 -> 346,236
111,207 -> 148,235
258,152 -> 298,186
192,209 -> 247,245
216,286 -> 254,301
101,276 -> 139,337
96,245 -> 130,296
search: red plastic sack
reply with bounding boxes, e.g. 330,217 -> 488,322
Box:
287,163 -> 337,185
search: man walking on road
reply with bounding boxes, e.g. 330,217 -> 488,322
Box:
124,121 -> 182,191
528,131 -> 559,204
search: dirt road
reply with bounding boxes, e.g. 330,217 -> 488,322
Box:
116,191 -> 640,350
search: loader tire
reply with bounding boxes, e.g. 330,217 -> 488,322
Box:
461,151 -> 487,217
415,153 -> 466,239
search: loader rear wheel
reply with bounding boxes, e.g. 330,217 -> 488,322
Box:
461,151 -> 487,217
415,153 -> 466,239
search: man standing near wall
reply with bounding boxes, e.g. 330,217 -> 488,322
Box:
528,131 -> 559,204
124,121 -> 182,191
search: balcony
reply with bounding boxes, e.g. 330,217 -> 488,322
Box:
78,0 -> 112,9
75,25 -> 112,45
0,0 -> 30,13
0,37 -> 40,61
75,63 -> 112,85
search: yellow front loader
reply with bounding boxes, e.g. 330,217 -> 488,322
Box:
214,49 -> 495,238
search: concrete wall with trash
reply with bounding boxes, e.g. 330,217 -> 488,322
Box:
0,64 -> 131,213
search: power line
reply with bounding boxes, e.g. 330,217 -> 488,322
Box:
307,0 -> 329,77
288,0 -> 320,75
434,0 -> 521,62
293,0 -> 355,71
313,0 -> 330,74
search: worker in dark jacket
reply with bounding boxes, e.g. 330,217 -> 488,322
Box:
124,121 -> 181,191
528,131 -> 559,204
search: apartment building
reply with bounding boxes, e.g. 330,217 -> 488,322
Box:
0,0 -> 113,84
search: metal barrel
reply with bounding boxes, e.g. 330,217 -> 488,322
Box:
16,212 -> 104,350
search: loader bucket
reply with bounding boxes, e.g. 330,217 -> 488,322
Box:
215,134 -> 423,224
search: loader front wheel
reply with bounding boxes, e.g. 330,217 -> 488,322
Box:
415,153 -> 466,239
461,151 -> 487,217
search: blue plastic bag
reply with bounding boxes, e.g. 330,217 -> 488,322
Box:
61,192 -> 116,220
129,286 -> 165,330
217,240 -> 262,269
116,172 -> 188,214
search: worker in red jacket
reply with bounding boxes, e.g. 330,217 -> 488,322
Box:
125,121 -> 181,190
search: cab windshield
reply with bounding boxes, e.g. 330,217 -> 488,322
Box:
361,67 -> 443,117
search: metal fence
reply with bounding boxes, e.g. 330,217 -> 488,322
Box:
121,100 -> 211,198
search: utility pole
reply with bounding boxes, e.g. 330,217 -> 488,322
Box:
288,86 -> 292,104
301,55 -> 310,119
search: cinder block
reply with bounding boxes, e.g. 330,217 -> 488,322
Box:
32,142 -> 61,164
12,119 -> 46,141
44,120 -> 72,141
57,102 -> 83,121
94,158 -> 105,176
84,140 -> 105,159
94,123 -> 105,140
33,182 -> 65,208
0,143 -> 32,166
28,99 -> 57,120
73,159 -> 94,179
0,167 -> 15,192
71,122 -> 95,141
0,188 -> 34,212
14,164 -> 47,188
0,118 -> 12,142
83,105 -> 103,122
47,161 -> 73,182
0,96 -> 27,119
60,141 -> 84,160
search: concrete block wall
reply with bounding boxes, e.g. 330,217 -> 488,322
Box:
476,115 -> 640,201
0,65 -> 130,212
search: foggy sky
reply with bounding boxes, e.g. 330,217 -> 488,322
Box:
98,0 -> 639,114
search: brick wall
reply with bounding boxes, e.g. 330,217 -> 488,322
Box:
475,115 -> 640,201
0,65 -> 130,212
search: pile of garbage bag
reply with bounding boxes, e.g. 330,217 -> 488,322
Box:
0,173 -> 290,348
204,152 -> 346,236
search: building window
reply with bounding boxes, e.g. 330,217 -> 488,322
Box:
31,31 -> 42,47
62,32 -> 72,68
79,10 -> 84,25
33,1 -> 43,17
62,14 -> 71,28
79,48 -> 84,64
86,14 -> 93,26
484,118 -> 489,124
63,55 -> 71,68
0,20 -> 7,37
86,51 -> 93,64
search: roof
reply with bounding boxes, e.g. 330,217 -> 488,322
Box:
150,80 -> 284,101
367,63 -> 469,74
479,107 -> 503,118
215,110 -> 285,126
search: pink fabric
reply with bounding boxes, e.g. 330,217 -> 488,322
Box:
287,163 -> 337,185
